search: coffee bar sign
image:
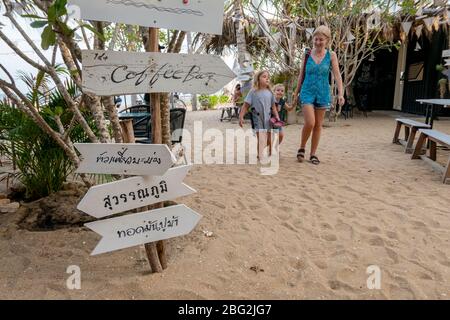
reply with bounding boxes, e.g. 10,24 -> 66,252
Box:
82,50 -> 236,95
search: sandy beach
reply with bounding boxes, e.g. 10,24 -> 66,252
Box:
1,109 -> 450,300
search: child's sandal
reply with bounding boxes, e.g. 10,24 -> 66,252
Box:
310,155 -> 320,165
297,148 -> 305,162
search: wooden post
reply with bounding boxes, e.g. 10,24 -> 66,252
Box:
119,119 -> 134,143
144,27 -> 167,272
120,118 -> 162,273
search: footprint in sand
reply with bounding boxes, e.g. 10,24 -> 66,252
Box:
335,221 -> 354,240
367,226 -> 381,233
209,200 -> 226,209
320,223 -> 333,230
313,260 -> 328,270
328,280 -> 358,293
321,233 -> 338,241
438,260 -> 450,268
281,222 -> 298,233
276,212 -> 292,220
368,235 -> 385,247
410,220 -> 427,229
385,231 -> 399,240
388,283 -> 416,299
416,271 -> 433,281
279,206 -> 293,213
292,219 -> 303,229
385,247 -> 399,264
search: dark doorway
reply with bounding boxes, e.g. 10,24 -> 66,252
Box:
402,28 -> 448,116
353,48 -> 398,111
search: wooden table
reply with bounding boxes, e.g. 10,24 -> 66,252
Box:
416,99 -> 450,128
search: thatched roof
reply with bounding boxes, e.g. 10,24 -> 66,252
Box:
196,4 -> 449,55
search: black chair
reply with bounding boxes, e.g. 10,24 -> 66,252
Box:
119,104 -> 151,114
169,108 -> 187,145
132,115 -> 151,138
135,109 -> 187,163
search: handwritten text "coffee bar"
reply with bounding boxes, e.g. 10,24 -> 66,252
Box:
110,63 -> 217,88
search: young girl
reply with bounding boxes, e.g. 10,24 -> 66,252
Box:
239,70 -> 280,159
273,83 -> 294,144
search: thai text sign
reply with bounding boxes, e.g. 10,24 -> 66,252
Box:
85,204 -> 202,255
74,143 -> 176,175
78,165 -> 195,218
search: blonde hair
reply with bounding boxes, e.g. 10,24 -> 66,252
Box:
273,83 -> 285,92
252,70 -> 271,90
313,25 -> 331,42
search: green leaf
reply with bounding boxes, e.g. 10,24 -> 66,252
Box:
55,106 -> 64,116
56,21 -> 73,36
48,5 -> 57,22
69,69 -> 79,76
41,25 -> 56,50
55,0 -> 68,16
81,24 -> 105,42
21,14 -> 46,20
30,20 -> 48,28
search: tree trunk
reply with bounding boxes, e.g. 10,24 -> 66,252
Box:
186,32 -> 197,111
144,28 -> 166,272
234,0 -> 253,95
160,93 -> 171,148
167,30 -> 179,52
286,15 -> 297,125
102,96 -> 123,143
173,31 -> 186,53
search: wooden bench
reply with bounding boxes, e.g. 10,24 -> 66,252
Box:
412,129 -> 450,184
393,118 -> 431,153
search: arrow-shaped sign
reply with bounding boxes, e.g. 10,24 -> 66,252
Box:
82,50 -> 236,95
74,143 -> 176,175
85,204 -> 202,255
77,165 -> 196,218
68,0 -> 225,34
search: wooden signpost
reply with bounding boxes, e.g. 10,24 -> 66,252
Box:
75,0 -> 228,273
85,204 -> 202,255
77,165 -> 196,218
68,0 -> 225,34
74,143 -> 176,175
82,50 -> 236,95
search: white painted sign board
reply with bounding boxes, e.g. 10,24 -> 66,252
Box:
74,143 -> 176,175
442,49 -> 450,58
68,0 -> 225,34
77,165 -> 196,218
85,204 -> 202,255
82,50 -> 236,95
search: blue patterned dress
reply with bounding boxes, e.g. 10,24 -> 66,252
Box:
300,49 -> 332,109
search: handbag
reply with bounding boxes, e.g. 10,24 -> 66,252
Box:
270,117 -> 285,129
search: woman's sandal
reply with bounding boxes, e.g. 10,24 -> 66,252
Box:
297,148 -> 305,162
310,155 -> 320,165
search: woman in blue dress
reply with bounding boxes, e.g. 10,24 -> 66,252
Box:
292,25 -> 345,164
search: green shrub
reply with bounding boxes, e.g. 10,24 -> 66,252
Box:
219,95 -> 230,104
0,104 -> 73,200
208,95 -> 219,108
0,81 -> 94,200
